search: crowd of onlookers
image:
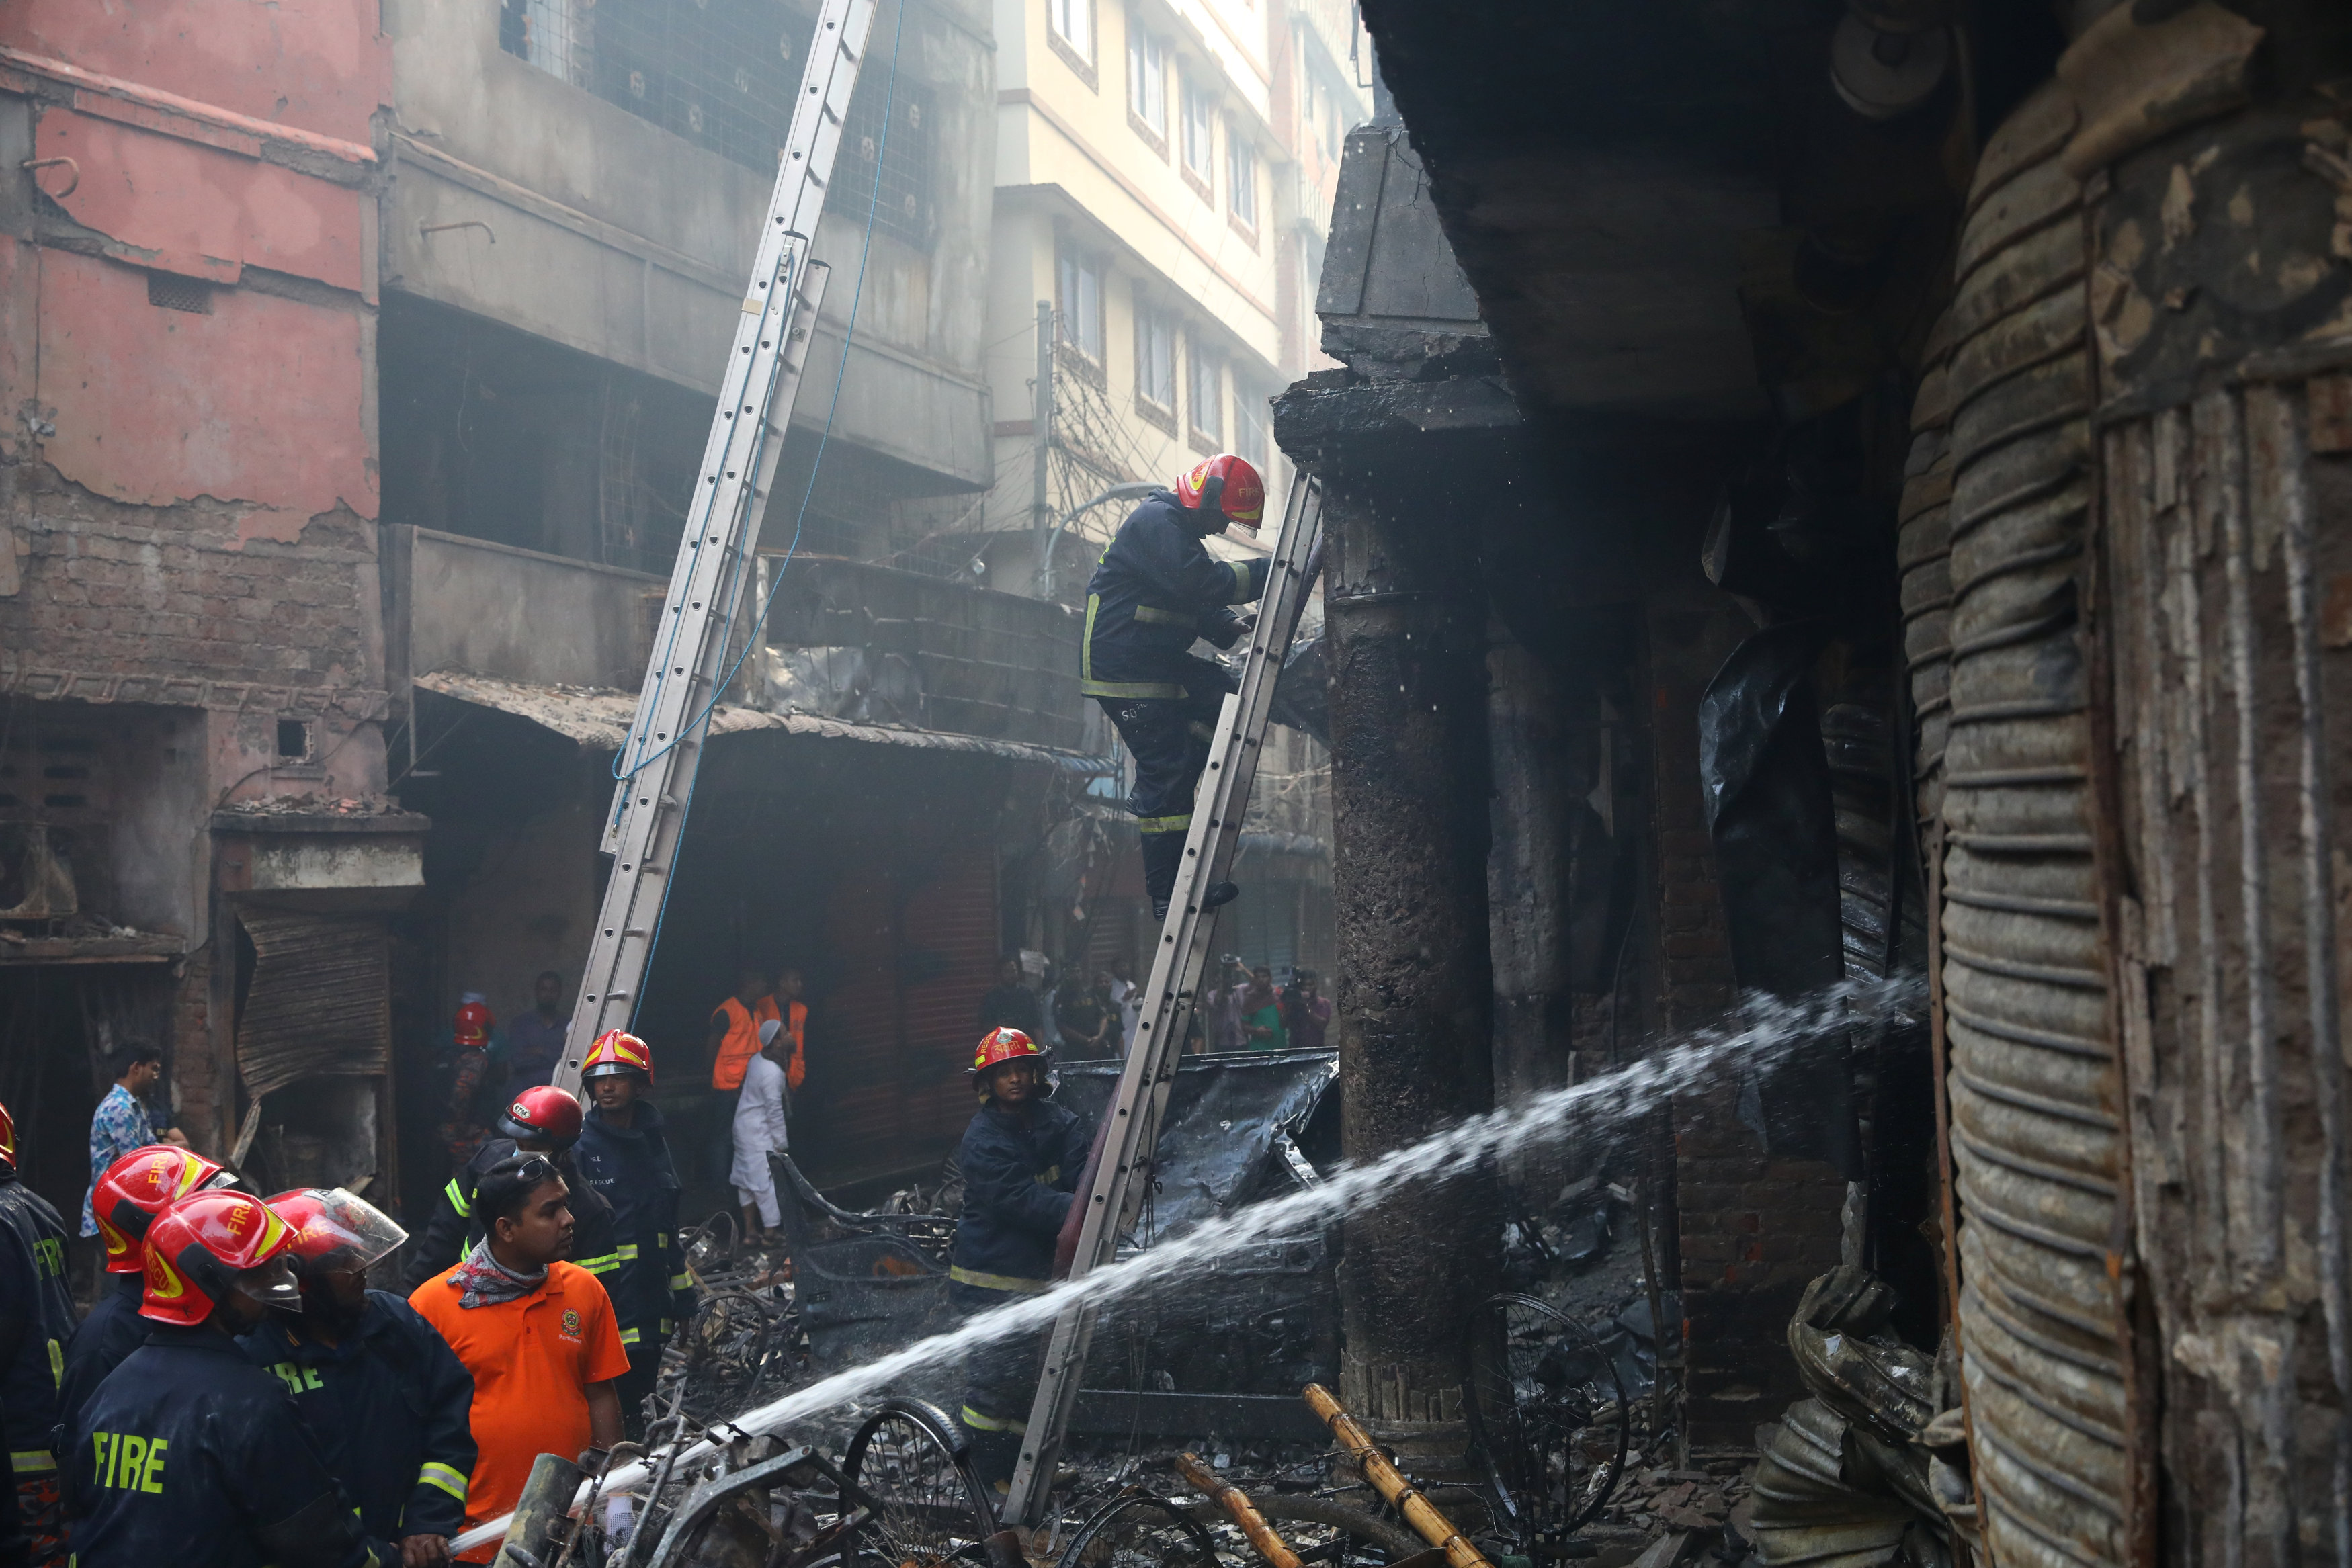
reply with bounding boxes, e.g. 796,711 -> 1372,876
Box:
975,952 -> 1330,1058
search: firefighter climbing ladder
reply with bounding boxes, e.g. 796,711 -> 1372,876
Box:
1005,474 -> 1327,1526
551,0 -> 875,1096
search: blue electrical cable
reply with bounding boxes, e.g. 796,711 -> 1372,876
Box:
622,0 -> 910,1027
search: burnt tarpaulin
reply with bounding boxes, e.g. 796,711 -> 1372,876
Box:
1697,621 -> 1859,1178
235,910 -> 391,1096
1052,1049 -> 1337,1241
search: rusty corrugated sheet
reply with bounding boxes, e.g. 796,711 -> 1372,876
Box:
235,910 -> 390,1097
1934,79 -> 2135,1568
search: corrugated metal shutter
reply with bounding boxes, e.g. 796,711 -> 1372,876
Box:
236,911 -> 390,1097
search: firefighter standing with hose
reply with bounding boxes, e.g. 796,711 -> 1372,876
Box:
64,1190 -> 379,1568
60,1146 -> 239,1438
946,1028 -> 1093,1491
1081,455 -> 1271,920
0,1102 -> 75,1568
244,1188 -> 476,1568
401,1087 -> 614,1291
570,1031 -> 695,1440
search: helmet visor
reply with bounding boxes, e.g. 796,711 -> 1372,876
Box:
286,1188 -> 410,1274
233,1254 -> 303,1310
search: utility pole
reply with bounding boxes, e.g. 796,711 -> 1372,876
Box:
1031,298 -> 1054,597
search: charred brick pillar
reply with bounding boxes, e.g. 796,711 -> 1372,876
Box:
1324,481 -> 1497,1456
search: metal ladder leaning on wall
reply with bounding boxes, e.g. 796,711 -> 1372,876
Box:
1004,474 -> 1327,1526
549,0 -> 874,1098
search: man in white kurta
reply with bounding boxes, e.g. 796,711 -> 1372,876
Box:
730,1019 -> 792,1241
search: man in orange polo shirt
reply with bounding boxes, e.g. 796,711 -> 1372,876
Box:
409,1153 -> 629,1562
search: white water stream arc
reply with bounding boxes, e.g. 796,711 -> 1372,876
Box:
452,977 -> 1921,1551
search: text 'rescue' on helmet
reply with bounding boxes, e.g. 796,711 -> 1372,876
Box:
582,1029 -> 654,1086
92,1145 -> 236,1274
265,1188 -> 410,1276
1173,453 -> 1266,529
498,1084 -> 586,1147
140,1189 -> 302,1326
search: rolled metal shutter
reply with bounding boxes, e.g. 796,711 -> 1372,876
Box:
1936,78 -> 2133,1568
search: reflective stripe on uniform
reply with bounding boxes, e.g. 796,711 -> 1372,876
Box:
1228,560 -> 1251,596
1081,593 -> 1187,700
618,1327 -> 640,1346
947,1265 -> 1050,1294
11,1449 -> 55,1475
1131,605 -> 1191,626
1134,814 -> 1192,835
577,1252 -> 620,1275
960,1405 -> 1028,1434
417,1461 -> 469,1502
444,1177 -> 472,1219
669,1274 -> 692,1293
615,1244 -> 640,1261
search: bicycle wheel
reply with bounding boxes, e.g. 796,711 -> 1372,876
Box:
1461,1292 -> 1629,1542
1056,1493 -> 1222,1568
843,1398 -> 999,1568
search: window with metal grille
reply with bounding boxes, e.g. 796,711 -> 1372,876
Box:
1179,69 -> 1214,187
1187,337 -> 1221,449
1226,122 -> 1257,228
1058,245 -> 1104,365
1134,300 -> 1175,422
497,0 -> 931,237
1126,26 -> 1165,143
1232,381 -> 1267,469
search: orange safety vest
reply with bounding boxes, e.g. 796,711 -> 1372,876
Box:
777,999 -> 807,1090
711,995 -> 780,1091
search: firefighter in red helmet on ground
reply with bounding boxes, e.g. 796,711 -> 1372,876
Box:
243,1189 -> 476,1568
0,1100 -> 76,1568
1081,453 -> 1272,918
400,1086 -> 615,1293
58,1145 -> 238,1444
569,1032 -> 694,1442
64,1190 -> 379,1568
945,1029 -> 1093,1490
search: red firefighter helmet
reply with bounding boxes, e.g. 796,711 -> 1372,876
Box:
266,1188 -> 409,1276
498,1084 -> 585,1147
0,1100 -> 15,1173
92,1145 -> 235,1274
582,1029 -> 654,1085
140,1190 -> 301,1326
1173,454 -> 1266,529
970,1027 -> 1046,1075
454,1000 -> 494,1047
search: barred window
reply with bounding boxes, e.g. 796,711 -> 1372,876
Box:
1058,246 -> 1105,364
1135,302 -> 1176,415
1226,124 -> 1256,228
1179,70 -> 1214,187
1127,26 -> 1166,141
1232,380 -> 1267,470
1187,337 -> 1222,448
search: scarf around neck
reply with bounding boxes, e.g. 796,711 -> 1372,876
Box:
449,1237 -> 547,1309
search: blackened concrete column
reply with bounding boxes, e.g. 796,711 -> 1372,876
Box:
1324,482 -> 1497,1456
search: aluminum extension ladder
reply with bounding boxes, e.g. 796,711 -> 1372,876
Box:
1003,475 -> 1326,1525
550,0 -> 876,1097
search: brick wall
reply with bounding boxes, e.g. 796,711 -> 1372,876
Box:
1641,584 -> 1847,1452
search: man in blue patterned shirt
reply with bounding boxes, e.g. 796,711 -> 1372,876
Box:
80,1044 -> 186,1236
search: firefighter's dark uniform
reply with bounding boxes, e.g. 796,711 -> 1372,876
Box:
1082,491 -> 1270,912
240,1291 -> 477,1561
946,1089 -> 1093,1484
56,1274 -> 144,1449
0,1162 -> 75,1567
398,1137 -> 617,1292
0,1387 -> 27,1568
573,1103 -> 695,1438
65,1323 -> 378,1568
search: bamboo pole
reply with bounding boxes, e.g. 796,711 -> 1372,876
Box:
1175,1452 -> 1303,1568
1301,1385 -> 1493,1568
